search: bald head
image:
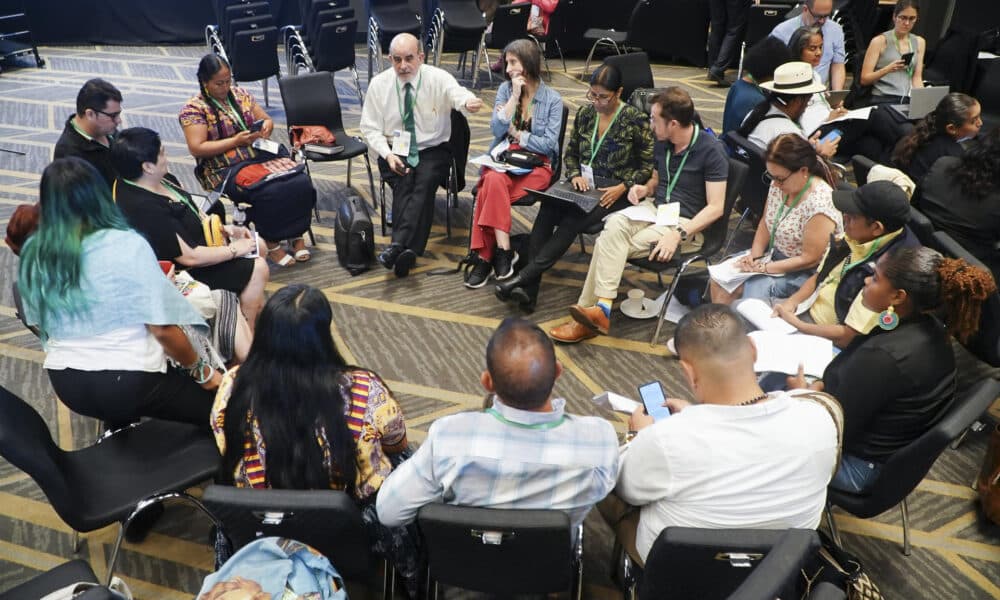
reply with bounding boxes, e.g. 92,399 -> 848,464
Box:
486,318 -> 558,410
389,33 -> 424,82
674,304 -> 755,372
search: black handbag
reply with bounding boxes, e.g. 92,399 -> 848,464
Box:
501,149 -> 546,169
334,195 -> 375,276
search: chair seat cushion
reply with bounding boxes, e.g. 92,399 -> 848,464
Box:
371,6 -> 421,34
583,29 -> 627,43
304,132 -> 367,162
0,560 -> 97,600
627,256 -> 681,273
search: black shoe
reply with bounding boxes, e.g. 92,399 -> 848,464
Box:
464,256 -> 494,288
707,69 -> 730,88
510,286 -> 536,313
394,248 -> 417,277
378,244 -> 404,270
493,249 -> 519,280
495,273 -> 526,301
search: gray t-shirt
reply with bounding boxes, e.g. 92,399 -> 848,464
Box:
653,128 -> 729,218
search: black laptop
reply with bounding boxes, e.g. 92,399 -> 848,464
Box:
526,176 -> 618,213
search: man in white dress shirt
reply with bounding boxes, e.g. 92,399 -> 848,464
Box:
360,33 -> 483,277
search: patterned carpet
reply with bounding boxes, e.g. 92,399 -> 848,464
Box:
0,43 -> 997,598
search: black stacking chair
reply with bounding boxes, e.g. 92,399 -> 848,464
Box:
826,377 -> 1000,556
625,527 -> 806,600
582,0 -> 644,77
602,52 -> 654,107
625,157 -> 748,345
907,206 -> 935,246
201,485 -> 392,599
417,503 -> 583,600
527,0 -> 568,74
367,0 -> 423,80
850,153 -> 876,186
726,530 -> 822,600
478,3 -> 531,86
428,0 -> 488,84
0,385 -> 221,586
279,71 -> 377,220
723,130 -> 770,230
227,23 -> 281,106
0,560 -> 106,600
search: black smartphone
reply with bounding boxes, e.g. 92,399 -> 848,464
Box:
249,119 -> 265,133
899,52 -> 914,64
638,381 -> 671,421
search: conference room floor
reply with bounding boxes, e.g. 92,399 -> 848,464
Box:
0,43 -> 997,598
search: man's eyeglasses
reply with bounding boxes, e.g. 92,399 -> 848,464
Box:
807,7 -> 832,21
586,90 -> 614,103
94,109 -> 122,120
762,171 -> 793,185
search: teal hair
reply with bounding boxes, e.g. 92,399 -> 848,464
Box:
18,158 -> 130,336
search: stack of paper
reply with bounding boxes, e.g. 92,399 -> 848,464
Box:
748,330 -> 834,377
708,253 -> 768,293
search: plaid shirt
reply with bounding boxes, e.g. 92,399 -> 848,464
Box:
376,397 -> 619,529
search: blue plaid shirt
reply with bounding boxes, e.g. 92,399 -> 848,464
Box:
376,397 -> 620,529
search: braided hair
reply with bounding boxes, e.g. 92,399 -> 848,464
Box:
892,93 -> 978,169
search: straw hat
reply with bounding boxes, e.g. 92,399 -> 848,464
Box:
759,61 -> 827,95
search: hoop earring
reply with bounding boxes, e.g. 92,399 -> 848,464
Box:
878,305 -> 899,331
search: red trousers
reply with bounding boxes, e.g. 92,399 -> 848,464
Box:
470,165 -> 552,261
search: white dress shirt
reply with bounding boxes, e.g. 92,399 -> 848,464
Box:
360,63 -> 476,160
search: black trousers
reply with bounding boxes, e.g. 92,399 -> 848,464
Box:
378,144 -> 452,255
708,0 -> 751,73
48,367 -> 214,428
517,196 -> 631,300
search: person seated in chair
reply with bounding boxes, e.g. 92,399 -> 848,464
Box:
772,181 -> 920,348
892,92 -> 982,185
769,0 -> 846,90
722,36 -> 792,136
53,78 -> 123,186
549,88 -> 728,344
376,317 -> 619,533
494,63 -> 653,309
463,39 -> 563,289
858,0 -> 926,106
360,33 -> 484,277
601,303 -> 842,565
788,247 -> 994,492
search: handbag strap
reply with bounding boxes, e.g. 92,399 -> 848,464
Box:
788,390 -> 845,478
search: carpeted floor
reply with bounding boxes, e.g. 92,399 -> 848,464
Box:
0,43 -> 997,599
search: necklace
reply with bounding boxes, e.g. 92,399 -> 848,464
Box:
738,392 -> 769,407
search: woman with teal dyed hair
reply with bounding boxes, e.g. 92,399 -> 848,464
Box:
18,157 -> 221,426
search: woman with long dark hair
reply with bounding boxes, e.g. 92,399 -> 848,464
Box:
211,284 -> 419,594
892,92 -> 982,183
19,158 -> 219,426
791,246 -> 995,492
859,0 -> 926,104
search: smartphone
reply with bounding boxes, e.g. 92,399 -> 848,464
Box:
249,119 -> 265,133
820,128 -> 843,145
638,381 -> 671,421
899,52 -> 914,64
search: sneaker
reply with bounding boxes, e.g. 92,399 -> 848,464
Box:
493,248 -> 519,280
464,256 -> 494,288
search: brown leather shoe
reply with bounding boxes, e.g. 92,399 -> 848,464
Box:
549,320 -> 598,344
570,304 -> 610,335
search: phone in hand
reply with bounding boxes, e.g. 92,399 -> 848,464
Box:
819,128 -> 843,145
899,52 -> 914,64
249,119 -> 265,133
638,381 -> 671,421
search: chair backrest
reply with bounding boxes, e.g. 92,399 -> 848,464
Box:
0,386 -> 71,514
723,130 -> 769,222
726,529 -> 822,600
224,2 -> 272,31
907,205 -> 935,246
602,52 -> 654,104
582,0 -> 638,32
278,71 -> 345,133
201,485 -> 374,581
312,18 -> 359,72
417,503 -> 575,595
229,26 -> 281,82
841,377 -> 1000,516
448,109 -> 471,191
488,3 -> 531,49
639,527 -> 791,600
551,102 -> 570,185
850,153 -> 876,187
225,14 -> 273,48
308,6 -> 355,39
700,156 -> 750,257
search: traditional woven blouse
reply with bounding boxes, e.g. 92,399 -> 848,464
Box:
563,102 -> 654,189
178,86 -> 259,190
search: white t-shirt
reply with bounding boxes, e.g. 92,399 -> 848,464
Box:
615,392 -> 840,562
45,325 -> 167,372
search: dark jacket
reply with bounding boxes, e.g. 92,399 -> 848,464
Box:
53,115 -> 117,186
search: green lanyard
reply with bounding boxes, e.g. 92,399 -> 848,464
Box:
768,176 -> 812,252
587,102 -> 624,165
664,124 -> 699,202
892,32 -> 915,78
122,178 -> 200,218
840,238 -> 882,279
70,118 -> 112,147
485,407 -> 566,430
210,95 -> 247,131
394,74 -> 423,121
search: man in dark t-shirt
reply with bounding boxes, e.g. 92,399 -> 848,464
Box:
551,87 -> 729,343
53,78 -> 122,186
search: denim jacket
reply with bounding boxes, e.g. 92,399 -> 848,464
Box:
489,80 -> 563,163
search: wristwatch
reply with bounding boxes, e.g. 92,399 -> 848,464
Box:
676,226 -> 689,242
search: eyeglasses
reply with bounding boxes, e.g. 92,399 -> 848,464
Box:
895,15 -> 918,23
586,90 -> 615,103
94,109 -> 122,120
807,7 -> 832,21
762,170 -> 794,185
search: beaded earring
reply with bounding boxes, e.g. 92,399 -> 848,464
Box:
878,305 -> 899,331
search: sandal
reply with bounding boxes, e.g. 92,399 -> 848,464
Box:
267,244 -> 295,267
291,237 -> 311,262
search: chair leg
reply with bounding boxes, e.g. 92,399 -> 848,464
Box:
555,39 -> 567,73
900,499 -> 911,556
73,530 -> 82,553
583,41 -> 599,79
723,207 -> 751,258
379,179 -> 388,237
578,233 -> 587,255
351,66 -> 365,105
825,505 -> 843,548
363,153 -> 378,216
573,523 -> 584,600
651,268 -> 683,346
263,78 -> 269,107
347,157 -> 353,188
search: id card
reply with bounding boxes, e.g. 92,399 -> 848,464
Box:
391,129 -> 411,157
581,164 -> 596,188
655,203 -> 680,227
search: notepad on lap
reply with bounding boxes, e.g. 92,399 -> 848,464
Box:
748,331 -> 834,377
708,253 -> 767,293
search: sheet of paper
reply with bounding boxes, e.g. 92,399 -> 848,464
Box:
707,253 -> 761,293
661,294 -> 692,324
611,203 -> 657,223
748,331 -> 834,377
489,138 -> 510,162
826,106 -> 874,124
591,391 -> 640,414
795,286 -> 821,315
736,298 -> 797,334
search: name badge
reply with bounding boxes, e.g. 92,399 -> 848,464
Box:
581,164 -> 596,188
391,129 -> 411,157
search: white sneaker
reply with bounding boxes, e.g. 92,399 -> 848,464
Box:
666,337 -> 677,355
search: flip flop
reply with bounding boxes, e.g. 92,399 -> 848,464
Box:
267,246 -> 295,267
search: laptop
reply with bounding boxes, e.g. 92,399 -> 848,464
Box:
526,176 -> 617,213
889,86 -> 950,121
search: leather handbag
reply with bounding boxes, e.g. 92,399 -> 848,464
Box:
290,125 -> 336,149
976,424 -> 1000,525
802,531 -> 884,600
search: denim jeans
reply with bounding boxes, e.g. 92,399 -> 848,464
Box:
829,454 -> 883,493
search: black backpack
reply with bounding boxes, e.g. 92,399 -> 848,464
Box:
334,196 -> 374,275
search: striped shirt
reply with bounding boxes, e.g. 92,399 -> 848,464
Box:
375,397 -> 620,529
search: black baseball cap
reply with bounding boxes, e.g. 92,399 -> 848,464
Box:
833,181 -> 910,233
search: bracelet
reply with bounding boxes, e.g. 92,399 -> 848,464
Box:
187,357 -> 209,382
192,362 -> 214,385
228,244 -> 237,258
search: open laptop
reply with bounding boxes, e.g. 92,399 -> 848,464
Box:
890,86 -> 950,121
526,176 -> 617,213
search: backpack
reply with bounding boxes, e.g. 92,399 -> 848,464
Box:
334,195 -> 375,275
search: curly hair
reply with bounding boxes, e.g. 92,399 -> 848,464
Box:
892,93 -> 978,169
882,247 -> 996,343
947,127 -> 1000,201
